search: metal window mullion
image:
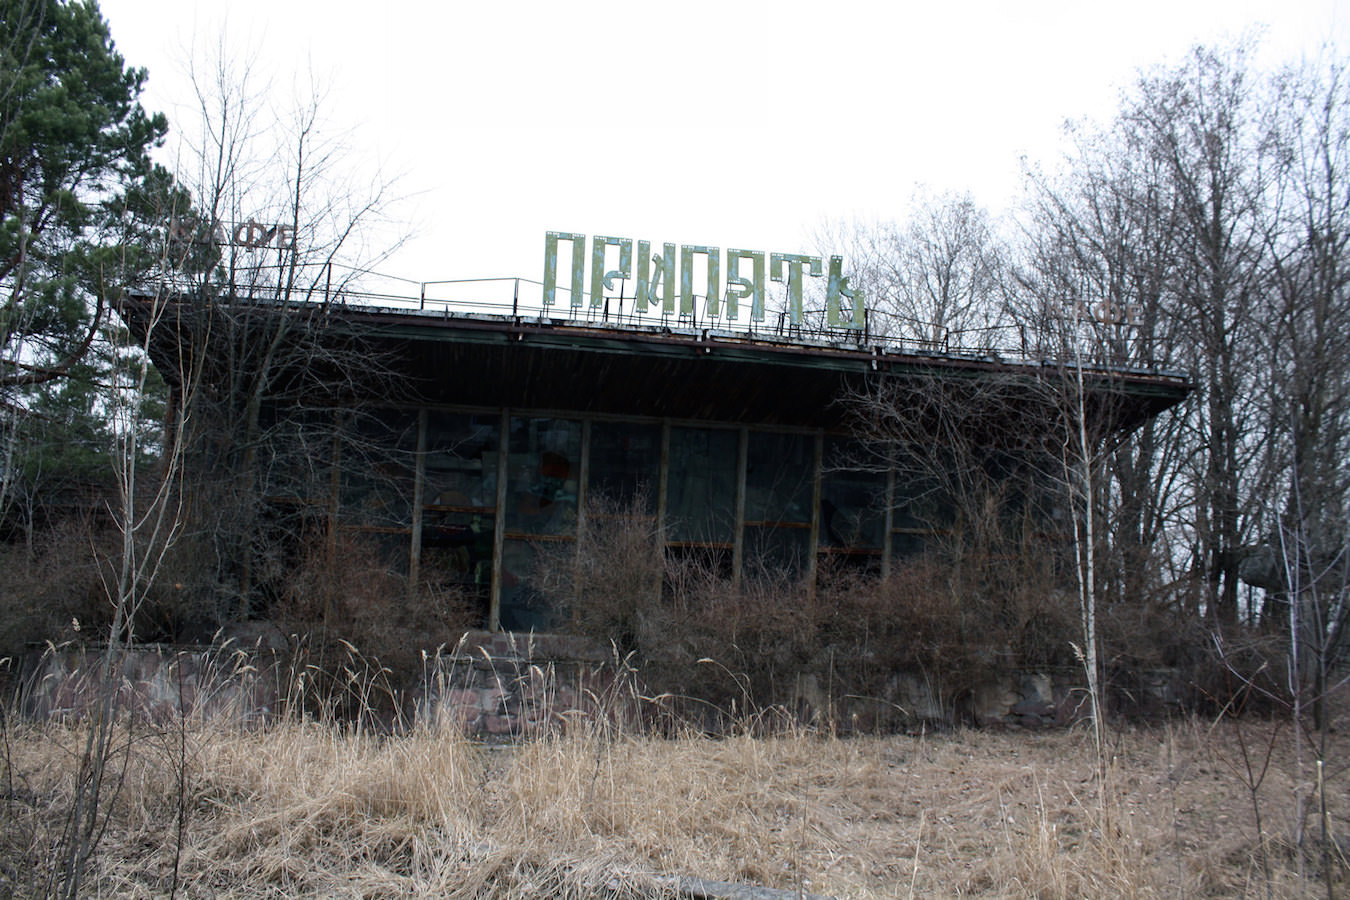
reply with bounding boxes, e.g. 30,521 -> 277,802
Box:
490,409 -> 510,631
807,430 -> 823,592
574,419 -> 592,617
733,427 -> 748,584
408,408 -> 427,599
882,463 -> 896,579
654,421 -> 671,601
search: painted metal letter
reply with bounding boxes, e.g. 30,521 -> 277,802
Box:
636,240 -> 676,313
542,231 -> 586,308
825,255 -> 864,329
770,253 -> 823,324
589,235 -> 633,308
725,249 -> 766,321
680,245 -> 721,316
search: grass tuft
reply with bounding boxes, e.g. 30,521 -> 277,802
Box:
4,661 -> 1349,898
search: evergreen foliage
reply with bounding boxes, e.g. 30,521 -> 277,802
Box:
0,0 -> 176,400
1,0 -> 181,538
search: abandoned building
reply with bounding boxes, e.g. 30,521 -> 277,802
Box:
120,255 -> 1190,640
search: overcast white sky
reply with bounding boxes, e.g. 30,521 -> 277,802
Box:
98,0 -> 1348,304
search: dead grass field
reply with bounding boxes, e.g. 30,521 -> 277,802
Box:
4,707 -> 1348,898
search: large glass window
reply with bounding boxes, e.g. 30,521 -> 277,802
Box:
498,538 -> 570,632
666,426 -> 738,544
339,408 -> 417,530
745,431 -> 812,525
258,404 -> 335,504
504,417 -> 581,536
743,525 -> 811,577
819,437 -> 886,551
420,412 -> 499,612
587,421 -> 660,514
497,417 -> 580,631
891,463 -> 950,560
424,412 -> 499,510
325,408 -> 418,581
743,431 -> 814,578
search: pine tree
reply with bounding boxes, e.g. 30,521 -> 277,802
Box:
1,0 -> 175,402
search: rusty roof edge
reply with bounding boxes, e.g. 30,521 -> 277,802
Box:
345,305 -> 1193,394
115,292 -> 1193,402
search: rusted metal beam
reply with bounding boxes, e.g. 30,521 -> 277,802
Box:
489,409 -> 509,632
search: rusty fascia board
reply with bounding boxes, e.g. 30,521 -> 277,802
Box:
313,307 -> 1193,411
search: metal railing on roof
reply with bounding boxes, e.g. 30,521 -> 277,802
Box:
138,271 -> 1189,382
412,276 -> 876,347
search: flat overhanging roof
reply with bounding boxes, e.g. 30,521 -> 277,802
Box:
119,291 -> 1192,433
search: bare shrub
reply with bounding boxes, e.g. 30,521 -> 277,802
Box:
0,518 -> 119,659
541,495 -> 1084,729
273,530 -> 475,713
821,560 -> 989,707
659,556 -> 823,724
815,548 -> 1079,722
536,491 -> 664,654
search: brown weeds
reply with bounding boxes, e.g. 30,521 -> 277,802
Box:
3,710 -> 1347,898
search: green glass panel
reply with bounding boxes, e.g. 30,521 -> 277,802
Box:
424,411 -> 499,510
743,524 -> 811,579
421,511 -> 494,587
339,408 -> 417,528
505,417 -> 581,535
499,538 -> 569,632
587,421 -> 660,514
890,532 -> 927,558
820,437 -> 886,549
667,426 -> 738,543
745,431 -> 812,524
892,473 -> 951,531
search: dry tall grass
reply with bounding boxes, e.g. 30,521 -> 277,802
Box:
3,704 -> 1346,898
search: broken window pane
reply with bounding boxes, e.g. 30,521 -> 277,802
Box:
505,417 -> 580,536
424,411 -> 499,510
499,538 -> 569,632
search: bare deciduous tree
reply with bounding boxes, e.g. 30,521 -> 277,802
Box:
1014,45 -> 1285,632
828,191 -> 1009,349
1259,59 -> 1350,744
127,48 -> 408,634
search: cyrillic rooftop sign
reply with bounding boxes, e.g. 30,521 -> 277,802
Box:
542,231 -> 864,329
